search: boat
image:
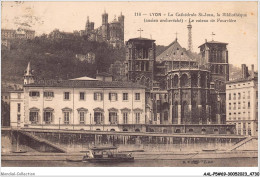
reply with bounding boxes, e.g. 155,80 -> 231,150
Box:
82,146 -> 134,163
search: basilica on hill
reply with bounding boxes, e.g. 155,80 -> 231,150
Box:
125,21 -> 232,134
80,11 -> 124,49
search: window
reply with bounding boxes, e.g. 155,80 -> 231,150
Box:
94,92 -> 103,101
243,92 -> 245,99
44,91 -> 54,97
233,93 -> 236,100
109,112 -> 118,124
229,103 -> 231,110
44,112 -> 52,124
64,112 -> 70,124
29,112 -> 38,123
79,112 -> 85,124
238,93 -> 241,100
238,102 -> 241,109
17,103 -> 21,113
135,93 -> 140,101
109,93 -> 118,101
64,92 -> 70,100
123,112 -> 128,124
233,103 -> 236,110
243,101 -> 245,109
123,93 -> 128,101
79,92 -> 85,100
248,102 -> 250,108
17,115 -> 21,121
135,112 -> 140,124
29,91 -> 40,97
228,93 -> 231,100
94,112 -> 103,124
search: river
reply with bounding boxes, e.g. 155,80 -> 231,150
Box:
2,157 -> 257,167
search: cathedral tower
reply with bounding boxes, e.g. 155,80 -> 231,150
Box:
118,12 -> 125,42
102,10 -> 109,40
126,37 -> 156,89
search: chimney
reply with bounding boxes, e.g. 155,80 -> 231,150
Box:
251,64 -> 255,78
205,39 -> 207,43
241,64 -> 247,79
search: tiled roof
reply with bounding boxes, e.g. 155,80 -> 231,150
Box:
156,39 -> 195,62
24,80 -> 146,89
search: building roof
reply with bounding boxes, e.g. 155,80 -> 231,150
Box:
226,75 -> 258,84
24,80 -> 146,89
69,76 -> 98,81
198,40 -> 228,48
127,37 -> 155,42
156,38 -> 196,62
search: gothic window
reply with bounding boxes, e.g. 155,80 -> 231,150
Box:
191,74 -> 198,87
173,75 -> 178,88
180,74 -> 189,87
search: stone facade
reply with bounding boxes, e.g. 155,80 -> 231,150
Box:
226,64 -> 258,136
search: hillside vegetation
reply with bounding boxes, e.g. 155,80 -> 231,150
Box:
1,36 -> 125,84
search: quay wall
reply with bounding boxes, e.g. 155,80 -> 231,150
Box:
2,129 -> 247,153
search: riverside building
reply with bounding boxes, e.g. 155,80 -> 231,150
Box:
10,63 -> 146,132
226,64 -> 258,136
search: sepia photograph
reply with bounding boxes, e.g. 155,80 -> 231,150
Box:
1,1 -> 258,176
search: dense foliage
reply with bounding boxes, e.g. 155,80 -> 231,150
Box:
1,36 -> 125,83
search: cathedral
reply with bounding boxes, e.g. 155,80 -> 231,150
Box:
125,22 -> 233,134
81,11 -> 124,48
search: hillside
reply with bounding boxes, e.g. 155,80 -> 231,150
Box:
1,36 -> 125,84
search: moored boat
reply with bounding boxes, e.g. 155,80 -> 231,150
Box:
82,146 -> 134,163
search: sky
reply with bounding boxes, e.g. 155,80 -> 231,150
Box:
1,1 -> 258,67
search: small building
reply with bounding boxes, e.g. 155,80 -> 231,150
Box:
226,64 -> 258,136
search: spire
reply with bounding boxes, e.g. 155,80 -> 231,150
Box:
25,62 -> 31,76
24,62 -> 34,85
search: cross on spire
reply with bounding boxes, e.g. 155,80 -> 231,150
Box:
138,28 -> 143,38
175,32 -> 178,40
211,32 -> 215,41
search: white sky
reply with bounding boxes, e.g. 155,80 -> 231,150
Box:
1,1 -> 258,67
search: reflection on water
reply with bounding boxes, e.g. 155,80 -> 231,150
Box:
2,157 -> 257,167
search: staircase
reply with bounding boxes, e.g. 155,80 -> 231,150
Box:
228,136 -> 255,151
19,130 -> 66,153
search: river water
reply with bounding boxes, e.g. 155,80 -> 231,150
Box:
2,157 -> 257,167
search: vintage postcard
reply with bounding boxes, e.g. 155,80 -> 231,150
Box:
1,1 -> 258,176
